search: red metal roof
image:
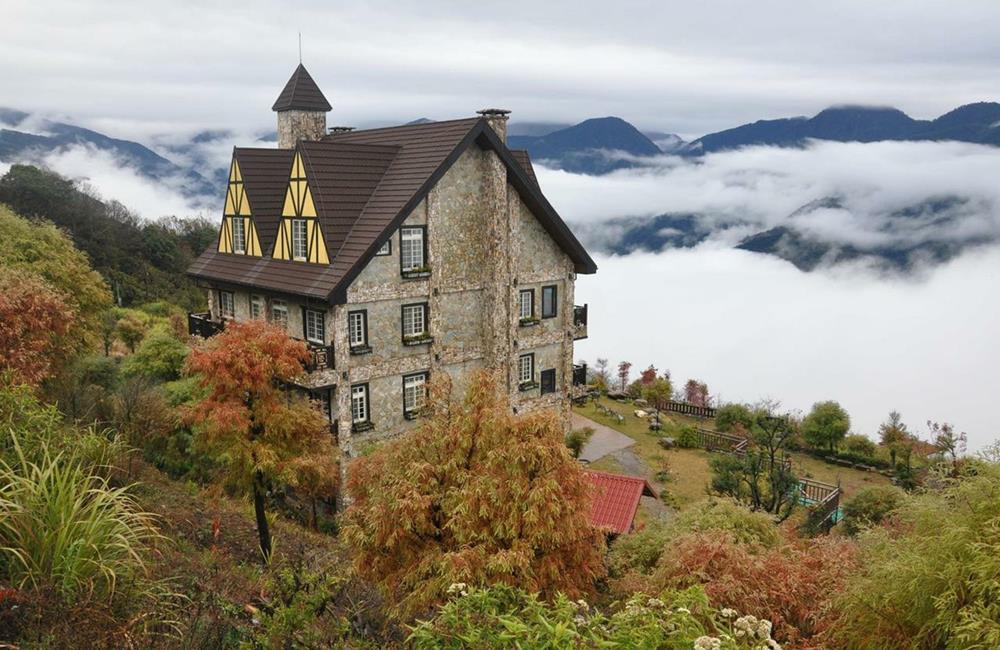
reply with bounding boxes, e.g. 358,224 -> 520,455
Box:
584,470 -> 657,536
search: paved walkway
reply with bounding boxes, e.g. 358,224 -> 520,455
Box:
573,412 -> 635,463
573,412 -> 674,523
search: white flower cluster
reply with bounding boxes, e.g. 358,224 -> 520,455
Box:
693,636 -> 722,650
733,614 -> 774,642
446,582 -> 468,596
720,607 -> 737,618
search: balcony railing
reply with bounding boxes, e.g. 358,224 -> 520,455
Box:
572,363 -> 588,386
305,342 -> 335,372
572,304 -> 588,340
188,312 -> 224,338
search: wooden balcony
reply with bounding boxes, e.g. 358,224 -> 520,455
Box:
572,304 -> 588,340
304,342 -> 334,372
187,312 -> 224,338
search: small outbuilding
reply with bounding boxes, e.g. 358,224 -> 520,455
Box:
584,470 -> 658,536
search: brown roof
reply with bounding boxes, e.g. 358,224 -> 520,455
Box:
271,64 -> 332,112
510,149 -> 539,187
234,147 -> 294,253
188,117 -> 596,302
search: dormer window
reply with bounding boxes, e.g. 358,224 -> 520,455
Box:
232,217 -> 246,254
292,219 -> 308,261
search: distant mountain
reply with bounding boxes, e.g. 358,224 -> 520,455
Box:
0,108 -> 216,200
508,122 -> 573,137
508,117 -> 663,174
642,131 -> 686,153
682,103 -> 1000,154
572,195 -> 996,272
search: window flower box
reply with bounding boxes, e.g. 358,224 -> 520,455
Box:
519,316 -> 540,327
403,334 -> 433,347
403,409 -> 423,421
518,380 -> 539,392
349,344 -> 373,356
352,421 -> 374,433
401,265 -> 432,280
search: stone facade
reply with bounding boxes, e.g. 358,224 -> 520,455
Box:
202,120 -> 585,497
277,110 -> 327,148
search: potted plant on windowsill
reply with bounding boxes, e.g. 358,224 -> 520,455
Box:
518,380 -> 539,392
403,333 -> 434,347
352,421 -> 374,433
401,265 -> 432,279
349,344 -> 373,356
519,316 -> 540,327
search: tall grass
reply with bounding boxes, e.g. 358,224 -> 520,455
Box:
0,433 -> 161,601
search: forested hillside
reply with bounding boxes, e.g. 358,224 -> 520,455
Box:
0,164 -> 215,309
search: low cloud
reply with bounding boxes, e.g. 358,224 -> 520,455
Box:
574,246 -> 1000,451
541,140 -> 1000,253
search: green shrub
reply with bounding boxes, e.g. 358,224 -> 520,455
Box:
0,435 -> 160,601
162,376 -> 203,407
843,434 -> 877,459
565,426 -> 594,458
675,425 -> 701,448
121,331 -> 189,382
715,404 -> 753,433
608,523 -> 672,577
840,485 -> 904,536
832,463 -> 1000,647
138,301 -> 182,318
409,584 -> 777,649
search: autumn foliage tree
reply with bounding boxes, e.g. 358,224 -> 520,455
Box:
0,268 -> 75,386
617,361 -> 632,391
185,320 -> 335,559
684,379 -> 710,407
343,371 -> 606,618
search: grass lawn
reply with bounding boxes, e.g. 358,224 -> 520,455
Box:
573,397 -> 890,510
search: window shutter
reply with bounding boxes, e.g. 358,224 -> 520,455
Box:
301,306 -> 308,340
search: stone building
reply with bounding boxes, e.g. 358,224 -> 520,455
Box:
187,63 -> 596,462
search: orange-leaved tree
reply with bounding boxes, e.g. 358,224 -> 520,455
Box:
0,268 -> 75,387
343,370 -> 606,618
185,319 -> 335,560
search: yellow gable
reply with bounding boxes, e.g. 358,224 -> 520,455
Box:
272,151 -> 329,264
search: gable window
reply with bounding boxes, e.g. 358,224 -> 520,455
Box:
351,384 -> 370,426
541,285 -> 558,319
400,226 -> 426,273
348,310 -> 369,352
250,295 -> 263,319
541,368 -> 557,394
402,303 -> 429,343
219,291 -> 235,319
232,217 -> 246,254
291,218 -> 308,261
403,372 -> 428,418
518,353 -> 535,388
304,308 -> 325,344
376,239 -> 391,256
271,299 -> 288,330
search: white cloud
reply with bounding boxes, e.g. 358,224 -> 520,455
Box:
539,140 -> 1000,252
30,145 -> 214,219
575,246 -> 1000,451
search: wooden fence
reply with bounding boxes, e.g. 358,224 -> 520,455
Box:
663,400 -> 717,419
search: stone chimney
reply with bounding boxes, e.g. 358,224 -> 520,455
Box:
477,108 -> 510,144
272,64 -> 331,149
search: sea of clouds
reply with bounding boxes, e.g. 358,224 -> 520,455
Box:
535,142 -> 1000,450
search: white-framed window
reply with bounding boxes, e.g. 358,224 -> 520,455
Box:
351,384 -> 369,424
292,218 -> 308,261
271,299 -> 288,330
518,353 -> 534,384
219,291 -> 235,319
250,295 -> 263,320
304,308 -> 325,344
403,372 -> 428,414
376,239 -> 391,256
402,303 -> 427,338
348,310 -> 367,347
232,217 -> 246,254
541,285 -> 557,319
519,289 -> 534,320
400,226 -> 425,272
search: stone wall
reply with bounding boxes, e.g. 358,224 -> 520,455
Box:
277,110 -> 327,149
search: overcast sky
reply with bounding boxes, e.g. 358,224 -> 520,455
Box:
3,1 -> 1000,140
